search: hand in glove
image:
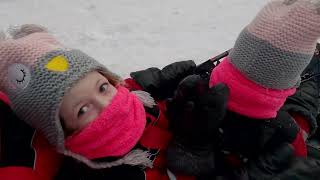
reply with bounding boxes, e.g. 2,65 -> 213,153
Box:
166,74 -> 229,176
219,110 -> 305,167
223,143 -> 295,180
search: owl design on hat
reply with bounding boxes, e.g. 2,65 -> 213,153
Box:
0,24 -> 113,152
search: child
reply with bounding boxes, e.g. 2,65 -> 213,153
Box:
166,0 -> 320,177
0,24 -> 229,179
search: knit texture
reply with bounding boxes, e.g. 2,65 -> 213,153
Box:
209,0 -> 320,118
229,0 -> 320,89
0,31 -> 62,91
0,25 -> 158,169
0,25 -> 120,152
7,49 -> 110,151
209,58 -> 296,119
65,86 -> 147,159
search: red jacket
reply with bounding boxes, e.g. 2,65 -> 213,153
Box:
0,60 -> 198,180
0,92 -> 63,180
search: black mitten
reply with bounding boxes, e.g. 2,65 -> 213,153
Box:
166,75 -> 229,176
224,143 -> 295,180
218,110 -> 300,170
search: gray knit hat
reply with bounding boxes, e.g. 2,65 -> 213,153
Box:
0,25 -> 155,169
0,24 -> 121,152
229,0 -> 320,89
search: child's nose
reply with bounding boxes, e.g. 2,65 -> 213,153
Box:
94,95 -> 108,112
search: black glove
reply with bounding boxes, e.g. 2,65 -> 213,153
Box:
166,75 -> 229,176
268,141 -> 320,180
219,110 -> 300,161
223,143 -> 295,180
130,60 -> 196,100
167,75 -> 230,146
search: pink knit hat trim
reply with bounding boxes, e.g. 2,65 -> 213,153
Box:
209,57 -> 296,119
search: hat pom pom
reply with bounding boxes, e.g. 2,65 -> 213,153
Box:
9,24 -> 48,39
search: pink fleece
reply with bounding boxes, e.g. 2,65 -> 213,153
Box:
65,86 -> 146,159
0,91 -> 10,105
209,57 -> 296,119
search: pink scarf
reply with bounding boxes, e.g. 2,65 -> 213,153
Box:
65,86 -> 146,159
209,58 -> 296,119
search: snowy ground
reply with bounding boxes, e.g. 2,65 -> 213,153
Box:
0,0 -> 267,77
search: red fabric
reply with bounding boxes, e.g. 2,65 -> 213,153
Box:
139,106 -> 194,180
140,126 -> 172,150
156,101 -> 170,129
209,58 -> 296,119
290,112 -> 310,134
290,112 -> 310,157
0,91 -> 10,105
65,86 -> 146,159
145,169 -> 196,180
0,167 -> 39,180
0,78 -> 194,180
124,78 -> 195,180
145,169 -> 170,180
225,154 -> 243,168
124,78 -> 144,90
176,175 -> 196,180
291,129 -> 307,157
0,133 -> 62,180
0,91 -> 60,180
32,133 -> 63,179
0,92 -> 61,180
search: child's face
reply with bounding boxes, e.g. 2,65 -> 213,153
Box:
60,71 -> 117,134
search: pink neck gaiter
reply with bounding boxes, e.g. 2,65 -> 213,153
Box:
209,57 -> 296,119
65,86 -> 146,159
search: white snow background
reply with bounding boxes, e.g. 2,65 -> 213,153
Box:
0,0 -> 267,77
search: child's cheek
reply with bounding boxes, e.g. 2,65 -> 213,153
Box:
79,106 -> 99,130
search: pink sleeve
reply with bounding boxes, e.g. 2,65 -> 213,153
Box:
0,91 -> 10,105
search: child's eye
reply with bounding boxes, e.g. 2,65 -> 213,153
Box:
78,106 -> 88,117
99,83 -> 108,93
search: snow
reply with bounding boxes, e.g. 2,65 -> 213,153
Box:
0,0 -> 267,77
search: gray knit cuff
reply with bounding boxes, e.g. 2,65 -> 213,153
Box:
229,29 -> 312,89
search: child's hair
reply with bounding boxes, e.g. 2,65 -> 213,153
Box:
0,24 -> 121,151
98,70 -> 123,87
0,24 -> 157,169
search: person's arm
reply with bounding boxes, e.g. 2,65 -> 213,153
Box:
166,74 -> 230,176
222,143 -> 295,180
0,94 -> 42,180
130,60 -> 197,100
129,49 -> 229,100
281,44 -> 320,136
0,99 -> 35,167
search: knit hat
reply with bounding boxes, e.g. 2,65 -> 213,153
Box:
0,24 -> 122,153
209,0 -> 320,118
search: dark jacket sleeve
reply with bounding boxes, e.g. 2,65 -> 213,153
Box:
220,140 -> 320,180
130,60 -> 196,100
219,110 -> 299,159
270,145 -> 320,180
0,100 -> 35,167
55,157 -> 146,180
281,46 -> 320,136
